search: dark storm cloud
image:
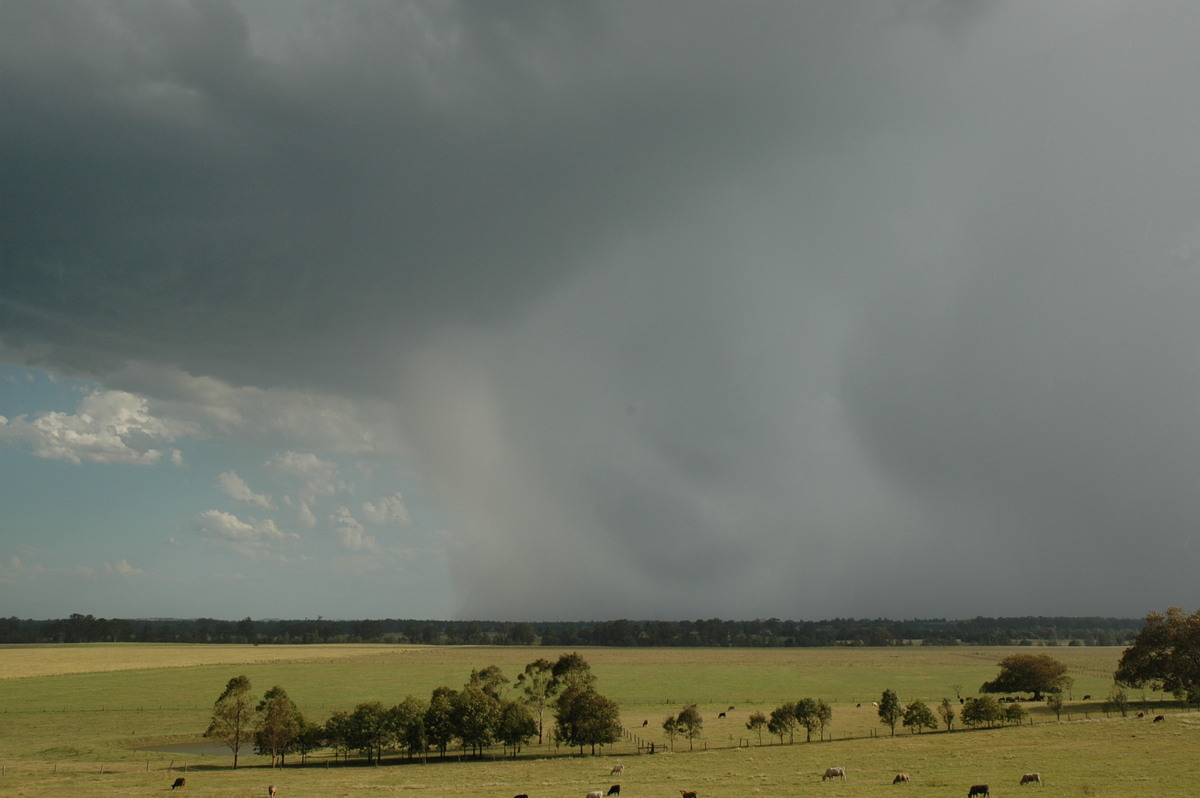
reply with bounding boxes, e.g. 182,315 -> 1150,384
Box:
4,0 -> 1200,620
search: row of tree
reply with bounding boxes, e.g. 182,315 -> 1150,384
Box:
204,653 -> 624,768
202,607 -> 1200,771
3,614 -> 1141,646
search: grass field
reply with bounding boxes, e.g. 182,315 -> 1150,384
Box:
0,643 -> 1195,796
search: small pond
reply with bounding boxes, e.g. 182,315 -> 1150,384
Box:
134,741 -> 233,757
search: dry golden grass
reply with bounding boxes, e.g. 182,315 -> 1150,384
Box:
0,643 -> 418,680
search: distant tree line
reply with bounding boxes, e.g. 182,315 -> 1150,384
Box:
0,613 -> 1140,647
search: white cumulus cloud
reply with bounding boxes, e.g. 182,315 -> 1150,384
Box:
195,509 -> 289,543
0,390 -> 196,465
330,506 -> 379,554
217,470 -> 276,509
362,492 -> 412,526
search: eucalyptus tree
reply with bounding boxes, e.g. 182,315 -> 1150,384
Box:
206,675 -> 254,769
254,685 -> 301,767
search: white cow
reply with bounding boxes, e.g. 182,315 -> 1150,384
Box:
823,766 -> 846,781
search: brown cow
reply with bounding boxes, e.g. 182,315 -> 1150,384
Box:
893,773 -> 910,784
1020,772 -> 1041,785
681,791 -> 698,798
1154,714 -> 1166,722
968,786 -> 989,798
268,786 -> 278,797
171,777 -> 186,789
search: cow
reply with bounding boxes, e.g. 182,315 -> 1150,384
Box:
1082,695 -> 1091,700
514,795 -> 529,798
268,786 -> 278,797
893,773 -> 910,784
1154,714 -> 1166,722
587,791 -> 603,798
642,719 -> 649,727
822,766 -> 846,781
610,763 -> 624,776
968,785 -> 989,798
171,777 -> 186,789
717,711 -> 726,718
680,792 -> 698,798
1020,772 -> 1042,785
607,786 -> 621,796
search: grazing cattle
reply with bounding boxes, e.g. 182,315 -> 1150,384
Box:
607,786 -> 621,796
268,786 -> 278,797
893,773 -> 910,784
587,791 -> 603,798
171,777 -> 186,789
1154,714 -> 1166,722
717,712 -> 726,718
728,705 -> 736,710
968,785 -> 989,797
1082,695 -> 1091,700
642,719 -> 649,727
610,763 -> 624,776
514,795 -> 529,798
1020,772 -> 1041,785
680,792 -> 698,798
822,766 -> 846,781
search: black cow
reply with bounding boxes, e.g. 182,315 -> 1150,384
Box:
171,777 -> 186,790
968,785 -> 988,798
607,786 -> 620,796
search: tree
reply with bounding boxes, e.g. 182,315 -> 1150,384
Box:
746,711 -> 768,745
662,714 -> 681,748
1004,702 -> 1027,725
206,675 -> 253,769
902,700 -> 938,734
1115,607 -> 1200,701
1045,692 -> 1064,722
961,695 -> 1003,728
675,704 -> 704,750
293,714 -> 322,764
767,703 -> 797,744
390,695 -> 430,761
254,685 -> 301,767
815,698 -> 833,741
496,699 -> 538,758
516,658 -> 555,743
937,697 -> 956,731
469,665 -> 509,699
1105,686 -> 1130,718
980,653 -> 1070,701
323,710 -> 353,762
793,698 -> 822,742
348,701 -> 392,764
454,684 -> 501,757
877,689 -> 902,736
551,652 -> 597,693
555,686 -> 622,755
424,686 -> 458,758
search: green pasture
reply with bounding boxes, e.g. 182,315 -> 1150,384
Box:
1,644 -> 1196,796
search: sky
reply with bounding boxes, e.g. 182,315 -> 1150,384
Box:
2,0 -> 1200,623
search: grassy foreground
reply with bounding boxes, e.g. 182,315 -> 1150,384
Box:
1,643 -> 1196,796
